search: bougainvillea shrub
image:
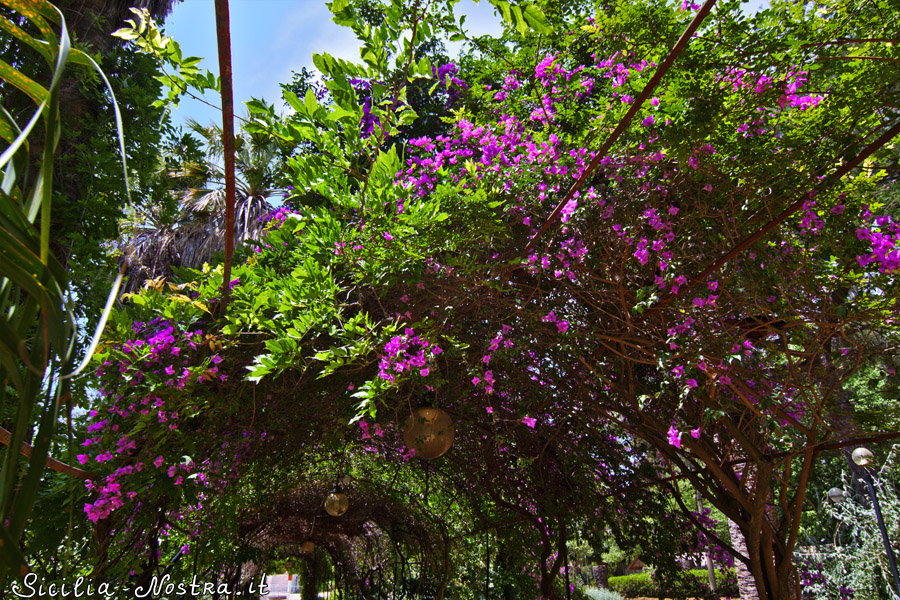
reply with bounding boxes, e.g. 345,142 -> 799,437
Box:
86,0 -> 900,598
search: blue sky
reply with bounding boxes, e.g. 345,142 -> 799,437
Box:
163,0 -> 504,127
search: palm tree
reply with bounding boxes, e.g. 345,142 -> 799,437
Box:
122,119 -> 285,291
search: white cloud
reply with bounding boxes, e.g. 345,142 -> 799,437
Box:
455,0 -> 505,38
239,1 -> 361,111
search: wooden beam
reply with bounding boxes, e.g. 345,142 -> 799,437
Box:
0,426 -> 96,480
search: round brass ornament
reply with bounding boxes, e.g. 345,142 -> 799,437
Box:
301,541 -> 315,554
403,407 -> 455,459
325,489 -> 349,516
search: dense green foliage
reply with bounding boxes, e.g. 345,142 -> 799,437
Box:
0,0 -> 179,586
1,0 -> 899,598
78,0 -> 900,596
0,0 -> 124,584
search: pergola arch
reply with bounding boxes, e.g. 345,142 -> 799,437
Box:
238,479 -> 451,598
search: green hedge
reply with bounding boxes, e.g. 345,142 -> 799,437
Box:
686,568 -> 739,596
607,569 -> 738,598
607,572 -> 652,597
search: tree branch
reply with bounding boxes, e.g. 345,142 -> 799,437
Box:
524,0 -> 719,254
647,119 -> 900,314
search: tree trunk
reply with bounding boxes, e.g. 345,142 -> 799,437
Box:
727,503 -> 801,600
591,565 -> 608,588
705,552 -> 717,593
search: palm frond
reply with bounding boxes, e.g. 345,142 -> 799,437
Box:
122,124 -> 284,289
182,188 -> 226,214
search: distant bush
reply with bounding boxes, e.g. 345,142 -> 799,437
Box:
562,583 -> 602,600
685,568 -> 739,596
607,572 -> 653,597
607,568 -> 738,598
581,586 -> 625,600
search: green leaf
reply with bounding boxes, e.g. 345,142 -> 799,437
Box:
326,106 -> 358,122
283,90 -> 304,114
490,0 -> 513,25
486,0 -> 550,35
522,3 -> 551,34
304,87 -> 318,116
111,26 -> 139,41
398,107 -> 419,127
1,0 -> 57,26
368,145 -> 400,190
0,11 -> 51,62
329,0 -> 351,16
0,59 -> 47,105
0,116 -> 16,146
511,5 -> 526,35
416,56 -> 431,77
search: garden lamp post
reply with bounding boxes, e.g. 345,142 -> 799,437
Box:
851,447 -> 900,595
826,487 -> 846,505
826,487 -> 848,549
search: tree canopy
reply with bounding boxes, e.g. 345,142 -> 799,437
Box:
2,0 -> 899,598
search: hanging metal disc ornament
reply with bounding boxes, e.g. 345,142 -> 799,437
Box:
403,407 -> 455,459
324,488 -> 349,516
301,541 -> 315,554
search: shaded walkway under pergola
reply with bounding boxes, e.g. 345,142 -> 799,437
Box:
240,481 -> 448,599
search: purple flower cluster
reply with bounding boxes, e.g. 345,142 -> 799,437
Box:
377,328 -> 442,382
400,116 -> 565,197
720,67 -> 822,137
83,319 -> 228,523
349,78 -> 383,139
471,325 -> 515,397
856,210 -> 900,273
432,62 -> 467,107
259,206 -> 302,228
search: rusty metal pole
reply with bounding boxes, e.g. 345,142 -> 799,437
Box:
214,0 -> 236,310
